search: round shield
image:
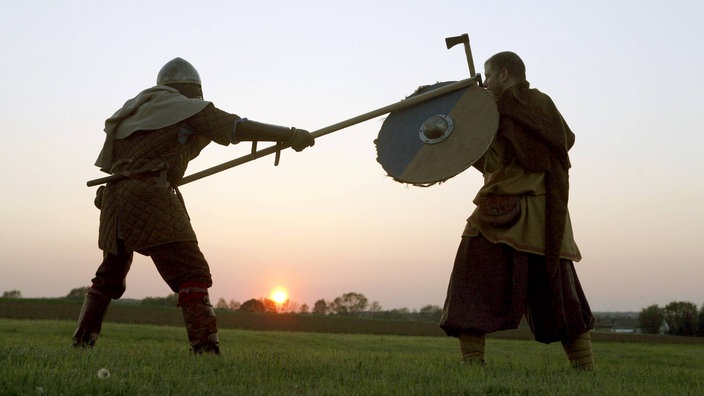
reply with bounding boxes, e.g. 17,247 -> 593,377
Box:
375,82 -> 498,186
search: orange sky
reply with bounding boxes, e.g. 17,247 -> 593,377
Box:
1,1 -> 703,312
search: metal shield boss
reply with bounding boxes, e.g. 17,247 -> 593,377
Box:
375,82 -> 498,186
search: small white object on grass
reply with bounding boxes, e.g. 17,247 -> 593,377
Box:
97,368 -> 110,379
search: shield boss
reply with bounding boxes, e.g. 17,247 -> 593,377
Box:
376,82 -> 498,186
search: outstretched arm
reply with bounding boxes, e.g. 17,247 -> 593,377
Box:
234,119 -> 314,152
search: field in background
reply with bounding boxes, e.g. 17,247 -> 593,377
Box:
2,299 -> 704,394
2,298 -> 703,344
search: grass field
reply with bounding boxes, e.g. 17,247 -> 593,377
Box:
1,316 -> 703,395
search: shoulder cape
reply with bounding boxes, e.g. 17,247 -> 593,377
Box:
95,85 -> 210,172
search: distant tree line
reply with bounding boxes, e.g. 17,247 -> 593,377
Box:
10,286 -> 704,333
66,287 -> 89,299
211,292 -> 443,322
639,301 -> 704,337
142,293 -> 178,306
0,287 -> 439,322
5,287 -> 704,332
2,290 -> 22,298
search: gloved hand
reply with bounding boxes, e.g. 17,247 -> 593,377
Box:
288,128 -> 315,152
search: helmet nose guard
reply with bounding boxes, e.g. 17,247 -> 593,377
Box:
157,57 -> 201,86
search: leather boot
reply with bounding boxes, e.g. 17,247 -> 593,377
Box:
73,288 -> 111,347
179,284 -> 220,354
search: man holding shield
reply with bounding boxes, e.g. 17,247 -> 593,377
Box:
439,52 -> 595,370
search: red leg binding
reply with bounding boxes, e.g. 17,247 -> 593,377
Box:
178,282 -> 220,354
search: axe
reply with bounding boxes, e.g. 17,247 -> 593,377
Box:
445,33 -> 478,80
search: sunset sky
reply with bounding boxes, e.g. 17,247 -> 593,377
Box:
1,1 -> 702,312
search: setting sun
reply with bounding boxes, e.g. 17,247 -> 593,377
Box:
271,288 -> 288,304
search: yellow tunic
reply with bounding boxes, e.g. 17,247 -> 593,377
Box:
462,137 -> 581,261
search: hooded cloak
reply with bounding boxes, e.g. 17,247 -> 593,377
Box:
495,81 -> 575,277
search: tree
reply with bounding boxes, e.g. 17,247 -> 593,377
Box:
330,292 -> 368,316
284,300 -> 298,313
213,298 -> 241,310
299,303 -> 310,314
141,293 -> 178,306
65,286 -> 90,299
639,304 -> 665,334
312,299 -> 328,315
663,301 -> 698,336
699,303 -> 704,336
368,301 -> 382,313
239,298 -> 265,313
215,297 -> 229,310
419,304 -> 443,322
263,298 -> 278,313
2,290 -> 22,298
389,307 -> 410,320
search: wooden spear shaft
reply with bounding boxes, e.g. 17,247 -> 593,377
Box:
87,75 -> 480,187
179,76 -> 480,186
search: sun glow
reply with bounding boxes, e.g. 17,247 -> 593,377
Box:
271,288 -> 288,304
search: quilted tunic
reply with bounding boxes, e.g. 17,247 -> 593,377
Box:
96,91 -> 239,254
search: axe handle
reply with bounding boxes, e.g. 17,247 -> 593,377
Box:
446,33 -> 477,78
464,43 -> 476,78
89,76 -> 481,187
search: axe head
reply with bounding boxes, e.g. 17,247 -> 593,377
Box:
445,33 -> 469,49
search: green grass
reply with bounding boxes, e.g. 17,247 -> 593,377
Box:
1,319 -> 703,395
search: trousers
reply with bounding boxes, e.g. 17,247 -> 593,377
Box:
91,239 -> 212,299
440,235 -> 594,343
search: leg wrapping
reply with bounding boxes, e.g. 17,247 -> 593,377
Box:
562,332 -> 594,370
179,285 -> 219,354
459,331 -> 486,365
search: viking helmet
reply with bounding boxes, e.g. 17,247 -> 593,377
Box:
157,57 -> 201,86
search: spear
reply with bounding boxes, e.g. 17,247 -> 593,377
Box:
86,75 -> 480,187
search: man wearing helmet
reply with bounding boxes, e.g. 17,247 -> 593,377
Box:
73,58 -> 314,354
